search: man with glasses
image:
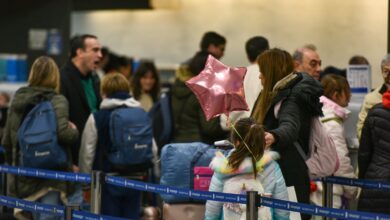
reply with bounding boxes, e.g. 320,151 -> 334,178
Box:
357,54 -> 390,139
293,44 -> 322,80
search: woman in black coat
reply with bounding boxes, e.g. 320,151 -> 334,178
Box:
358,90 -> 390,214
251,48 -> 323,220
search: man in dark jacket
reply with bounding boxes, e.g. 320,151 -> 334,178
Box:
60,34 -> 102,169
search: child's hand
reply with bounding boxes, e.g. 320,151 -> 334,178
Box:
264,132 -> 275,149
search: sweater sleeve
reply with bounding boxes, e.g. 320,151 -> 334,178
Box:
356,95 -> 371,140
79,114 -> 97,174
51,95 -> 79,146
205,173 -> 224,220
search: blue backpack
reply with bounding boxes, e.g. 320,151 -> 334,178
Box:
17,101 -> 67,169
108,107 -> 154,171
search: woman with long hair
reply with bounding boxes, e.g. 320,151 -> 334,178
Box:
251,48 -> 323,220
130,60 -> 161,112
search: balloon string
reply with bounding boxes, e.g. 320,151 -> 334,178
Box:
230,119 -> 258,162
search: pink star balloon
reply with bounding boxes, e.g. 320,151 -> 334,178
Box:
185,55 -> 249,121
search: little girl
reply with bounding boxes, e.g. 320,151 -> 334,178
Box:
205,117 -> 289,220
310,74 -> 357,208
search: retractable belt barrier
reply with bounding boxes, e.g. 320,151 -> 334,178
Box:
323,176 -> 390,191
0,195 -> 127,220
1,165 -> 390,220
0,165 -> 91,183
105,176 -> 390,220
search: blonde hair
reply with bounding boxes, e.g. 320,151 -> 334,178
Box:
101,73 -> 130,97
28,56 -> 60,93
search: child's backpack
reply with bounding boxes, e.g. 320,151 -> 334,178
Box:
148,92 -> 173,154
223,174 -> 272,220
274,100 -> 339,179
17,101 -> 67,169
109,107 -> 153,171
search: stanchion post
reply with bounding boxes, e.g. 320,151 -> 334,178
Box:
65,204 -> 80,220
90,170 -> 104,214
246,191 -> 259,220
322,178 -> 333,220
0,172 -> 8,215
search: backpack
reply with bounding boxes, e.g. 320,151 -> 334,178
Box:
148,92 -> 173,154
274,100 -> 339,179
17,101 -> 67,169
223,174 -> 272,220
108,107 -> 153,171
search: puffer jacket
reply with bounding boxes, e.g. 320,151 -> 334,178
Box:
310,96 -> 357,208
2,86 -> 78,199
171,67 -> 228,144
358,91 -> 390,214
205,151 -> 289,220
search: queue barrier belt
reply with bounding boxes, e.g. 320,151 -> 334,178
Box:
1,165 -> 390,219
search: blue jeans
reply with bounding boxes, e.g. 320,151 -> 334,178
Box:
32,191 -> 63,220
101,184 -> 141,219
67,184 -> 90,211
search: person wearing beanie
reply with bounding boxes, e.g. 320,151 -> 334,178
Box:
358,89 -> 390,214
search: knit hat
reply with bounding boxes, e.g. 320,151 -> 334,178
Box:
382,90 -> 390,109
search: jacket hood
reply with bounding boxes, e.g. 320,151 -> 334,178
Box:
320,96 -> 350,120
210,150 -> 279,176
11,86 -> 56,114
100,97 -> 141,109
279,72 -> 323,117
175,65 -> 194,82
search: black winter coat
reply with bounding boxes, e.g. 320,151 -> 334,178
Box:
358,103 -> 390,214
259,72 -> 323,208
60,61 -> 101,165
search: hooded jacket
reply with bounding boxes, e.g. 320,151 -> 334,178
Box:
2,86 -> 78,199
78,95 -> 158,175
311,96 -> 357,208
205,151 -> 289,220
358,90 -> 390,214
